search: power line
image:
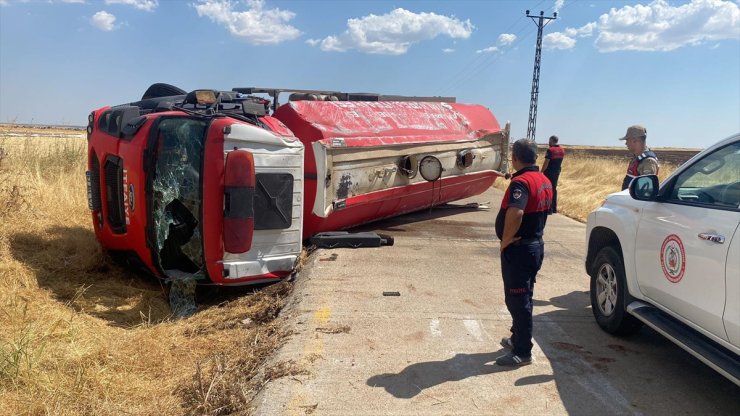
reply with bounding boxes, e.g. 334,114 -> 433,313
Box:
441,23 -> 533,95
438,0 -> 581,98
438,0 -> 548,96
440,24 -> 537,96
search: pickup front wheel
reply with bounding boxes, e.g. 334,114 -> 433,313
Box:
590,246 -> 642,336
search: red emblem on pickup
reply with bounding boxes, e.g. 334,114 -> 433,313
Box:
660,234 -> 685,283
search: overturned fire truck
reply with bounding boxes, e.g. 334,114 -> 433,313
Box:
86,84 -> 509,286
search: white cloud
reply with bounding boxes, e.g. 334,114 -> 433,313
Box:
594,0 -> 740,52
498,33 -> 516,45
90,10 -> 118,31
476,46 -> 498,54
554,0 -> 565,14
318,35 -> 345,52
543,32 -> 576,49
552,0 -> 740,52
31,1 -> 88,3
545,21 -> 595,50
305,38 -> 320,46
310,8 -> 474,55
194,0 -> 301,45
105,0 -> 158,12
442,48 -> 455,53
564,22 -> 596,38
0,0 -> 8,6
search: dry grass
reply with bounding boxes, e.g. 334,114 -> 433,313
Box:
0,127 -> 295,415
495,154 -> 677,222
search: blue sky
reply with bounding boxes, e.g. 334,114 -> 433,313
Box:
1,0 -> 738,148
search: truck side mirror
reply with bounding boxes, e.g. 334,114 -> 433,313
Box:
629,175 -> 659,201
224,150 -> 256,253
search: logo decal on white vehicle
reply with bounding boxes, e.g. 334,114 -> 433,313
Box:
660,234 -> 685,283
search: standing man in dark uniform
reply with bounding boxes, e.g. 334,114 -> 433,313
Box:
495,139 -> 553,366
540,135 -> 565,214
620,125 -> 659,190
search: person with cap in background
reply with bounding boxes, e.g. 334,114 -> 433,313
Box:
540,135 -> 565,214
495,138 -> 553,366
620,124 -> 659,190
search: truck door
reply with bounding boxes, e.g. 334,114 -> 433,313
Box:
724,228 -> 740,347
634,140 -> 740,342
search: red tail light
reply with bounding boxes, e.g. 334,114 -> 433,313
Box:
223,150 -> 256,253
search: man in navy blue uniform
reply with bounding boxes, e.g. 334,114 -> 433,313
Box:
495,139 -> 553,366
541,135 -> 565,214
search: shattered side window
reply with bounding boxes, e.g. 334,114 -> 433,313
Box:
151,118 -> 207,277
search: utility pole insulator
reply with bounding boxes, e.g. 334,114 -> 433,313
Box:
526,10 -> 556,142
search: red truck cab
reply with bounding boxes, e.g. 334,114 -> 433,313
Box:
87,88 -> 304,285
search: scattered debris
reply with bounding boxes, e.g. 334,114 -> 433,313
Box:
310,231 -> 394,248
304,353 -> 323,364
315,325 -> 351,334
382,291 -> 401,297
264,360 -> 309,382
299,403 -> 319,414
319,253 -> 339,262
414,384 -> 447,405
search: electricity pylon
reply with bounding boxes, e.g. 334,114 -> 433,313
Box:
526,10 -> 557,141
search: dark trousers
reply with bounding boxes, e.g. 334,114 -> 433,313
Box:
501,241 -> 544,357
544,170 -> 560,213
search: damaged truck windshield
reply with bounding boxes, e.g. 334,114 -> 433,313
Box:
149,118 -> 207,276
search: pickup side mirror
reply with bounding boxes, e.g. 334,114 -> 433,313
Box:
629,175 -> 659,201
223,150 -> 255,253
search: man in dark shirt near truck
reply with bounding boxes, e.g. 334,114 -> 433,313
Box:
495,139 -> 553,366
541,135 -> 564,214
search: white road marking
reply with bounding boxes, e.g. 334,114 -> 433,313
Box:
463,319 -> 483,341
430,319 -> 442,337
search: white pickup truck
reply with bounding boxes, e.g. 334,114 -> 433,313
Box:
585,133 -> 740,386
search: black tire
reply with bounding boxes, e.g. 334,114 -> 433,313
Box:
589,246 -> 643,336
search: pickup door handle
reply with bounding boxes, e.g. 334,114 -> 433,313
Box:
698,233 -> 725,244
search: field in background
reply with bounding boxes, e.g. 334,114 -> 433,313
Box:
558,144 -> 699,166
0,125 -> 297,415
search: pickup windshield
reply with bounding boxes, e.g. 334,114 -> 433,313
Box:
150,117 -> 207,276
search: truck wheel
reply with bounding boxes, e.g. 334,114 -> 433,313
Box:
590,246 -> 642,336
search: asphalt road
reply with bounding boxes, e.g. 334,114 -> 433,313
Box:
254,187 -> 739,415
